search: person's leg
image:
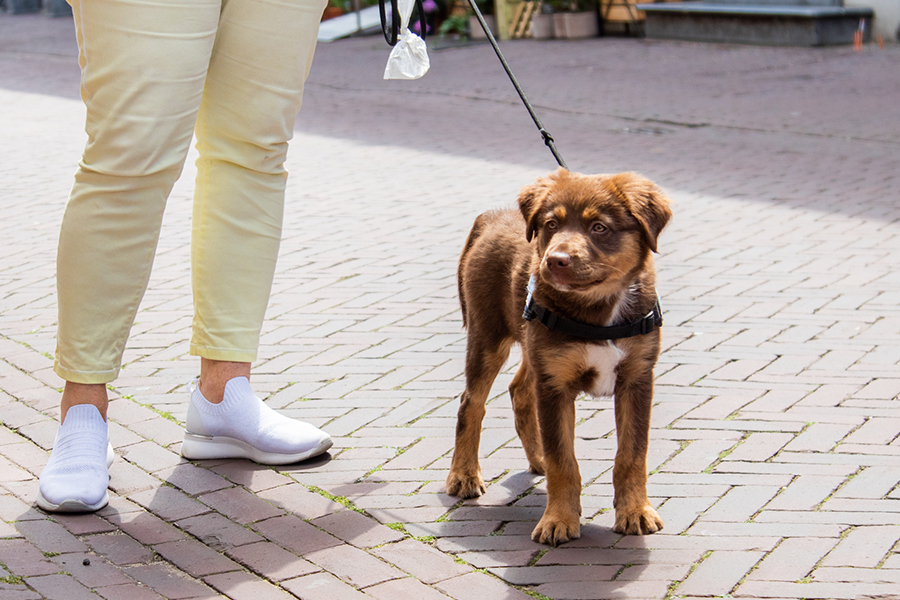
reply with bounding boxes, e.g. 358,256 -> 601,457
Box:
181,0 -> 332,464
189,0 -> 326,366
41,0 -> 220,512
56,0 -> 220,388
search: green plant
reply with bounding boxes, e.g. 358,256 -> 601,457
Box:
438,14 -> 469,38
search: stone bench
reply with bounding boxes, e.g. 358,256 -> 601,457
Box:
635,1 -> 874,45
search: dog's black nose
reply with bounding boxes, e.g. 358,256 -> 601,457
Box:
547,252 -> 571,271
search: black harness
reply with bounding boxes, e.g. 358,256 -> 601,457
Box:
523,276 -> 663,341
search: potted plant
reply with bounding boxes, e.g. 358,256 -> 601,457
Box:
439,13 -> 470,40
547,0 -> 599,39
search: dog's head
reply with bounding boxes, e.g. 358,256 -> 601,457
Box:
518,169 -> 672,298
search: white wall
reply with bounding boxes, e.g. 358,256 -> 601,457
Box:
846,0 -> 900,41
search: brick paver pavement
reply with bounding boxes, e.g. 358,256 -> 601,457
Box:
2,12 -> 899,600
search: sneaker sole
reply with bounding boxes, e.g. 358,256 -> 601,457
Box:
181,432 -> 333,465
36,489 -> 109,513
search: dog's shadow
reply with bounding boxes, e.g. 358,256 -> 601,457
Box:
500,521 -> 654,595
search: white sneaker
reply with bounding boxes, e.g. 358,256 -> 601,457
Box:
37,404 -> 115,513
181,377 -> 332,465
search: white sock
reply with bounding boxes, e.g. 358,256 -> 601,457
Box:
38,404 -> 109,511
187,377 -> 330,455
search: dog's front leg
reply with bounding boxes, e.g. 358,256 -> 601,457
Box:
612,363 -> 663,535
531,386 -> 581,546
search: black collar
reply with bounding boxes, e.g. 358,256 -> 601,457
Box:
523,276 -> 663,341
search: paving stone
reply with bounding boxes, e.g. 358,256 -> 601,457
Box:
820,525 -> 900,568
84,531 -> 154,566
104,510 -> 184,545
51,552 -> 133,588
456,549 -> 540,568
155,463 -> 233,495
52,513 -> 119,536
226,541 -> 321,582
128,486 -> 210,522
766,475 -> 850,511
306,542 -> 405,588
15,519 -> 87,554
534,579 -> 671,600
371,539 -> 471,584
124,563 -> 220,599
207,462 -> 293,492
0,538 -> 59,577
310,508 -> 406,548
746,537 -> 840,582
251,514 -> 343,555
203,570 -> 297,600
198,486 -> 284,525
255,482 -> 342,519
0,492 -> 43,522
281,572 -> 371,600
675,550 -> 766,596
435,572 -> 534,600
94,583 -> 167,600
22,574 -> 97,600
120,440 -> 187,473
176,512 -> 263,551
488,565 -> 620,585
107,459 -> 162,496
737,580 -> 900,598
152,538 -> 242,578
365,577 -> 455,600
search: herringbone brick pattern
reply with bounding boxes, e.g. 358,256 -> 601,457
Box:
1,12 -> 899,600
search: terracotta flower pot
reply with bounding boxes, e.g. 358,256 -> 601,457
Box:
321,6 -> 346,21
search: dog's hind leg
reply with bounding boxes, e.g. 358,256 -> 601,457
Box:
509,360 -> 544,475
446,338 -> 512,499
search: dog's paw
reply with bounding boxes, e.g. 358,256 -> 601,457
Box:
612,504 -> 664,536
531,513 -> 581,546
446,470 -> 486,499
528,458 -> 545,476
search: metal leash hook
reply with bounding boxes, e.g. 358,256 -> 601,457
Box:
465,0 -> 568,170
380,0 -> 428,46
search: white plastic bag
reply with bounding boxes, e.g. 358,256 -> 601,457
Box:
383,0 -> 430,80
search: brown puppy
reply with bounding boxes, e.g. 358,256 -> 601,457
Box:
446,168 -> 672,545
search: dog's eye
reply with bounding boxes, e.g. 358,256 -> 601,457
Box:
545,220 -> 558,231
591,222 -> 608,234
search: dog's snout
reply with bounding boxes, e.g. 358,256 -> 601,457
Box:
547,252 -> 572,271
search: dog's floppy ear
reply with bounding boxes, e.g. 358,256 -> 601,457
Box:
518,170 -> 561,242
608,172 -> 672,253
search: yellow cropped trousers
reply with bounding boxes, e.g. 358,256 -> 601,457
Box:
55,0 -> 326,384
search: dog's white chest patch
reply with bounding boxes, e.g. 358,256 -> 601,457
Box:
583,342 -> 625,398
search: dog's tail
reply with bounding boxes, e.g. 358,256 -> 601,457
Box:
457,214 -> 488,329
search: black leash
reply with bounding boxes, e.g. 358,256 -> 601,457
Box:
378,0 -> 568,170
464,0 -> 567,170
